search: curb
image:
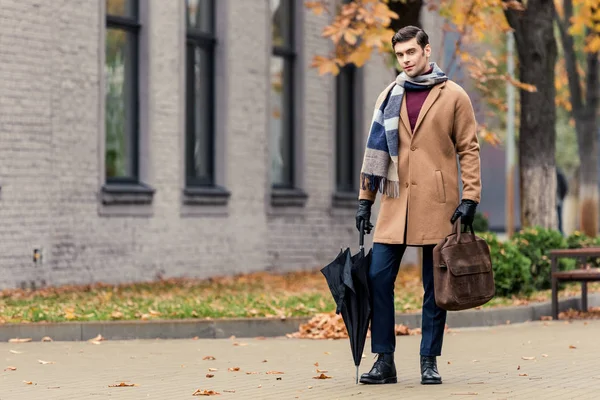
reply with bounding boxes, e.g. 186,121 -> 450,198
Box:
1,295 -> 597,342
395,294 -> 600,328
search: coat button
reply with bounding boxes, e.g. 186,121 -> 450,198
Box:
410,146 -> 416,151
405,182 -> 409,188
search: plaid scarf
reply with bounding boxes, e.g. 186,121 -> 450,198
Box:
360,62 -> 448,198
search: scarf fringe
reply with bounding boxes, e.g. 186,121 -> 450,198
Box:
360,173 -> 400,198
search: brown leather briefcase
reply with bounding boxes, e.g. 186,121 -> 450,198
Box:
432,218 -> 495,311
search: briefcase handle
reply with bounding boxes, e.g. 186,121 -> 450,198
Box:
453,217 -> 475,242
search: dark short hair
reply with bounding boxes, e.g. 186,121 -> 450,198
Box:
391,26 -> 429,49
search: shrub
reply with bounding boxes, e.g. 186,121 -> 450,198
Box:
472,212 -> 489,232
565,231 -> 600,267
511,227 -> 575,290
477,232 -> 534,297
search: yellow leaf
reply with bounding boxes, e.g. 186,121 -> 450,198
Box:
347,44 -> 372,68
305,1 -> 325,16
344,30 -> 358,45
311,56 -> 340,76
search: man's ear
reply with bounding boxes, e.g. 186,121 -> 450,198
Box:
424,44 -> 431,58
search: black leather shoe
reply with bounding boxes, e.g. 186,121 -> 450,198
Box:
359,353 -> 397,384
420,355 -> 442,384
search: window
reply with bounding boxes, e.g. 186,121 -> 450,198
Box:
270,0 -> 295,188
105,0 -> 140,184
335,64 -> 357,193
185,0 -> 216,187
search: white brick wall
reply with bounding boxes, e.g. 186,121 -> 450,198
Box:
0,0 -> 419,289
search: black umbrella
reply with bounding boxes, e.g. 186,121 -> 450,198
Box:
321,221 -> 372,384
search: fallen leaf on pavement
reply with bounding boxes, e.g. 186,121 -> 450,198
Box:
233,342 -> 248,346
542,354 -> 548,357
223,390 -> 236,393
4,366 -> 17,371
41,336 -> 53,342
23,380 -> 33,385
324,352 -> 331,355
208,368 -> 218,372
313,373 -> 332,379
262,359 -> 268,363
569,345 -> 577,349
517,365 -> 521,370
206,374 -> 214,378
192,389 -> 220,396
472,360 -> 479,363
246,372 -> 259,375
314,362 -> 319,367
9,350 -> 22,354
266,371 -> 284,374
9,338 -> 32,343
316,369 -> 328,373
88,334 -> 105,345
228,367 -> 240,372
258,384 -> 262,388
521,356 -> 535,360
108,382 -> 138,387
519,373 -> 528,377
38,360 -> 55,365
255,336 -> 266,340
308,386 -> 313,389
540,316 -> 552,321
529,377 -> 543,380
203,356 -> 216,360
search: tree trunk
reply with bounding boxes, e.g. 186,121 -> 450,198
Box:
388,0 -> 424,31
577,115 -> 599,236
504,0 -> 558,229
556,1 -> 600,236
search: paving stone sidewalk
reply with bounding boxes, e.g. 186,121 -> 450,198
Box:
1,320 -> 599,400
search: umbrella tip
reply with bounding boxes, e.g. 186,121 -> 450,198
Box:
356,366 -> 359,384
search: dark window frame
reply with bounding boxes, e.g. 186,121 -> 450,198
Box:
335,63 -> 358,194
185,0 -> 217,188
105,0 -> 141,185
271,0 -> 296,190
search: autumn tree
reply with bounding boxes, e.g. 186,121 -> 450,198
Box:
555,0 -> 599,236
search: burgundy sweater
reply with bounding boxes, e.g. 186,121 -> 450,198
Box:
405,67 -> 433,131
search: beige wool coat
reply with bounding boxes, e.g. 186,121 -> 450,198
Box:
359,79 -> 481,246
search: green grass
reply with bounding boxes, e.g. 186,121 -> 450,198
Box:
0,268 -> 598,324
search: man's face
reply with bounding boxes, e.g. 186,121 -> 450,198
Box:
394,38 -> 431,77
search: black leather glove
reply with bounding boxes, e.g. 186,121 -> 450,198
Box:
451,199 -> 478,226
355,199 -> 374,234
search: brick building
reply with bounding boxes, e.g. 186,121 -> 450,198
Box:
0,0 -> 457,289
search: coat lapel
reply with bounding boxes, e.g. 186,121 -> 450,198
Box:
413,81 -> 445,135
399,95 -> 411,134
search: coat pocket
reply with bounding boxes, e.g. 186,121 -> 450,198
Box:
435,170 -> 446,203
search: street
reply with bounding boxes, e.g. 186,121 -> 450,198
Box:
1,320 -> 599,399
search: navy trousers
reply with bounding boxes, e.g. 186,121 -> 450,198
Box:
369,243 -> 447,356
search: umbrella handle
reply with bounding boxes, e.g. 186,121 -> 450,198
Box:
359,220 -> 365,253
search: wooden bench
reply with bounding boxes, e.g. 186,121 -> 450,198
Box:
550,247 -> 600,320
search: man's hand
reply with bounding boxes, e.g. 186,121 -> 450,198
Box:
451,199 -> 478,226
356,199 -> 374,234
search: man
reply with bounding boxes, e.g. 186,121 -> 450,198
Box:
355,26 -> 481,385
